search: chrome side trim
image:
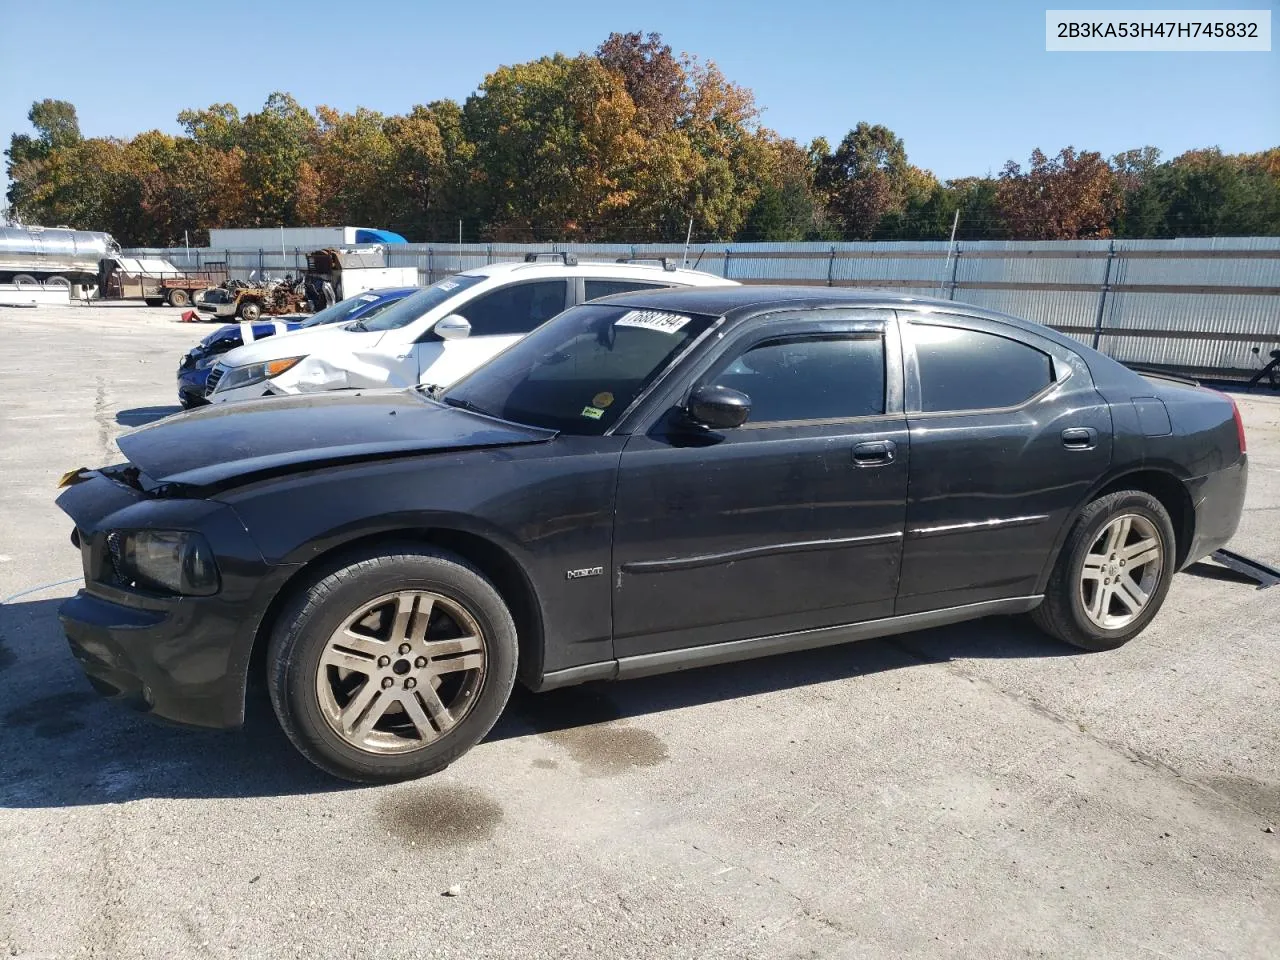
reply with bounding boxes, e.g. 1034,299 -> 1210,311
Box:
909,514 -> 1049,539
620,531 -> 904,575
534,596 -> 1044,691
616,596 -> 1043,680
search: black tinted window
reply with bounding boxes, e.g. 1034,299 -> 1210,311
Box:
912,324 -> 1053,412
712,335 -> 885,423
460,280 -> 568,336
584,279 -> 665,301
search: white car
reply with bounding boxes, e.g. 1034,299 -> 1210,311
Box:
204,256 -> 735,403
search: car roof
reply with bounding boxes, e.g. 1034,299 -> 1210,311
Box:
592,285 -> 1085,349
457,259 -> 730,286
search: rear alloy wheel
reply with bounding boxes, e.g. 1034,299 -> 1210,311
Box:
267,546 -> 518,783
1032,490 -> 1176,651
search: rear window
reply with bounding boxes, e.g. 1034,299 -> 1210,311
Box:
911,323 -> 1053,413
584,279 -> 667,301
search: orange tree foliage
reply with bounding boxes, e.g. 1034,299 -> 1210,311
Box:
996,147 -> 1121,239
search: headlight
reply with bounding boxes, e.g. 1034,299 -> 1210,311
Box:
213,356 -> 305,393
104,530 -> 220,596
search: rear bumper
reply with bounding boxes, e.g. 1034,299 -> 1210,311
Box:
1183,455 -> 1248,568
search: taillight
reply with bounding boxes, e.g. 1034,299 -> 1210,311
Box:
1226,394 -> 1247,454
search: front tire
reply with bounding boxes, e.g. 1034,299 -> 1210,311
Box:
1032,490 -> 1176,651
238,301 -> 262,322
267,545 -> 518,783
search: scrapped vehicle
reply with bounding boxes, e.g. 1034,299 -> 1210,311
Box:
55,288 -> 1248,783
197,276 -> 309,322
177,288 -> 416,408
202,255 -> 733,403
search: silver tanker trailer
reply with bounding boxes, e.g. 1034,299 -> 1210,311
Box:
0,225 -> 225,306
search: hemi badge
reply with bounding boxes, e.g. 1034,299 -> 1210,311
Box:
566,566 -> 604,580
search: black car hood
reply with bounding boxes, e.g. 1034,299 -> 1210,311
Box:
117,390 -> 556,489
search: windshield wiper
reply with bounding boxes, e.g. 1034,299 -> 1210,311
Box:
348,319 -> 367,332
441,395 -> 491,417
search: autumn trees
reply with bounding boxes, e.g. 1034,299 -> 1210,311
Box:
5,34 -> 1278,245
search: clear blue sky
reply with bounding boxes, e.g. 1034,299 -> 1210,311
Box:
1,0 -> 1275,181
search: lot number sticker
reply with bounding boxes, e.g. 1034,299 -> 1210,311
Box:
615,310 -> 692,334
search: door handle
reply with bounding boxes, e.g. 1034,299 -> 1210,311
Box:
852,440 -> 896,466
1061,427 -> 1097,450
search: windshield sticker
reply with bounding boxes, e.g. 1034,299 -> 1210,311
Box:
359,294 -> 378,302
615,310 -> 692,334
436,280 -> 460,291
592,391 -> 614,408
580,406 -> 605,420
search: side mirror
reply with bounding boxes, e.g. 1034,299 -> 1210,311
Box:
686,384 -> 751,430
434,314 -> 471,340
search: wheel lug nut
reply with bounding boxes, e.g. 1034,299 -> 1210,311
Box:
377,656 -> 390,667
398,643 -> 411,655
1104,578 -> 1110,585
404,678 -> 417,690
381,677 -> 394,689
415,656 -> 427,668
1119,560 -> 1126,567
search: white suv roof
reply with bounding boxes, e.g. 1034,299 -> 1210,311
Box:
455,256 -> 729,286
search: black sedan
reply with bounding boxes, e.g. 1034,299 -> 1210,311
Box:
55,287 -> 1248,782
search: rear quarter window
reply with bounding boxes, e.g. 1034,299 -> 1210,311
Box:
911,323 -> 1054,413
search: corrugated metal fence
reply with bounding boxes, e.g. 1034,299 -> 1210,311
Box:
126,238 -> 1280,382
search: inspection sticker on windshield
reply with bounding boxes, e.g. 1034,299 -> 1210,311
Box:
615,310 -> 691,334
580,406 -> 605,420
436,280 -> 460,291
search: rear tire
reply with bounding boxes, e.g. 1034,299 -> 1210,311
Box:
168,288 -> 190,307
267,545 -> 518,783
1031,490 -> 1176,651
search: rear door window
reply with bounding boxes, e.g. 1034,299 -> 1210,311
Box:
910,323 -> 1053,413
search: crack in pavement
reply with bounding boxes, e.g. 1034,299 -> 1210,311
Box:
887,634 -> 1276,824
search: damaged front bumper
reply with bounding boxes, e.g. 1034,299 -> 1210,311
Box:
55,469 -> 297,728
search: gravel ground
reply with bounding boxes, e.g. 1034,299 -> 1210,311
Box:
1,301 -> 1277,960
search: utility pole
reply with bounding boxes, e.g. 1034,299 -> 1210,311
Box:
938,209 -> 960,297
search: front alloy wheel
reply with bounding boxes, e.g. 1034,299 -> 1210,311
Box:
316,590 -> 487,754
268,546 -> 518,783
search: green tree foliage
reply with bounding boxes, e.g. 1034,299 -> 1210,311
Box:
5,41 -> 1277,244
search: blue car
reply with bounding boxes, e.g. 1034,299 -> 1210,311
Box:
176,288 -> 416,407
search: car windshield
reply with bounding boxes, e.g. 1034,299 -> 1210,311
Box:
355,274 -> 486,332
440,303 -> 717,435
297,292 -> 406,329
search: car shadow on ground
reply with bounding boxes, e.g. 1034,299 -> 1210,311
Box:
115,405 -> 184,427
0,597 -> 1073,808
